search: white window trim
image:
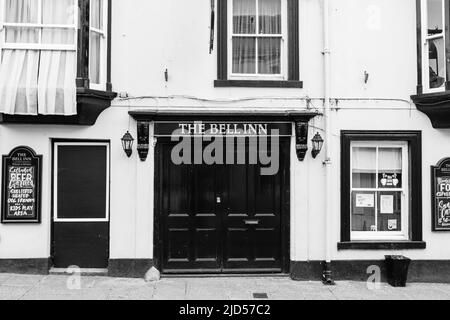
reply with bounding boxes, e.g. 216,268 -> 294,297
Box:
0,0 -> 78,52
227,0 -> 288,81
89,0 -> 108,91
53,142 -> 110,223
350,141 -> 410,242
421,0 -> 446,94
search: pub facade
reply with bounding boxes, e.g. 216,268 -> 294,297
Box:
1,0 -> 450,282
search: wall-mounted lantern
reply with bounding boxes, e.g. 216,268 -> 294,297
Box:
121,131 -> 134,158
311,132 -> 324,159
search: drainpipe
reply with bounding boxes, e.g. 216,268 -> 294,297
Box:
322,0 -> 334,285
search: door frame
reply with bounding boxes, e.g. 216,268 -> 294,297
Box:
153,137 -> 291,274
50,139 -> 111,268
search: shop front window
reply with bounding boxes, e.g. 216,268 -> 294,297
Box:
350,142 -> 409,241
340,132 -> 424,250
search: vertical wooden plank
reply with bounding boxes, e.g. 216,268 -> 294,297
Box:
288,0 -> 299,81
76,0 -> 90,88
217,0 -> 228,80
416,0 -> 423,94
106,0 -> 112,91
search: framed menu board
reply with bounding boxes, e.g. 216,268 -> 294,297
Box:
432,158 -> 450,231
1,147 -> 42,224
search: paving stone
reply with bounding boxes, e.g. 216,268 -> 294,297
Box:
1,274 -> 450,300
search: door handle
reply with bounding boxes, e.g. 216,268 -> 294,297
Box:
244,219 -> 260,225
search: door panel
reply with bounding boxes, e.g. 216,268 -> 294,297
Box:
52,143 -> 110,269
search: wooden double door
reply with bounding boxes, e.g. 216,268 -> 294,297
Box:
156,139 -> 290,274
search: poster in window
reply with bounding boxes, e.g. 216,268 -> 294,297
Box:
1,147 -> 42,224
432,158 -> 450,231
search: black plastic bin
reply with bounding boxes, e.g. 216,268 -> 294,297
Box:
385,255 -> 411,287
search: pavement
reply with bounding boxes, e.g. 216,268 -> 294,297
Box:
1,273 -> 450,300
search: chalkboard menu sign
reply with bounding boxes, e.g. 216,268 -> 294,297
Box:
432,158 -> 450,231
1,147 -> 42,223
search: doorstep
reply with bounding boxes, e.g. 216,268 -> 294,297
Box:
49,268 -> 109,277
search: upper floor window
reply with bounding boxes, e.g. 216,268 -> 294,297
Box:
230,0 -> 286,79
215,0 -> 302,88
0,0 -> 109,116
420,0 -> 447,93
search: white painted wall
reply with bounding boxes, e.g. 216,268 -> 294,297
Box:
3,0 -> 449,264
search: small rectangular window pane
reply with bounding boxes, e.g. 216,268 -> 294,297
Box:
378,148 -> 402,189
232,37 -> 256,74
259,0 -> 281,34
352,147 -> 376,188
5,27 -> 39,43
5,0 -> 39,23
91,0 -> 104,30
233,0 -> 256,34
428,37 -> 446,89
258,38 -> 281,74
351,191 -> 376,232
427,0 -> 443,35
377,192 -> 402,232
42,0 -> 75,25
42,29 -> 75,45
90,32 -> 101,84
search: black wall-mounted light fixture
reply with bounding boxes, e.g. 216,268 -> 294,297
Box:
311,132 -> 324,159
121,131 -> 134,158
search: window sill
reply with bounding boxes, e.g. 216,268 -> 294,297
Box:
0,88 -> 117,126
338,241 -> 427,250
411,91 -> 450,128
214,80 -> 303,88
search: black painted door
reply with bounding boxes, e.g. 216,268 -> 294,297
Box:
52,143 -> 110,269
157,139 -> 289,273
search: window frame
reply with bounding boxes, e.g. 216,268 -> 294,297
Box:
420,0 -> 447,94
227,0 -> 288,80
215,0 -> 302,88
89,0 -> 108,90
0,0 -> 78,52
53,141 -> 110,223
340,131 -> 424,248
350,141 -> 410,241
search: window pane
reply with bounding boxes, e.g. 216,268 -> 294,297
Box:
233,0 -> 256,34
5,27 -> 39,43
259,0 -> 281,34
91,0 -> 104,30
5,0 -> 38,23
427,0 -> 443,35
352,147 -> 376,188
258,38 -> 281,74
378,148 -> 402,189
428,37 -> 446,89
232,37 -> 256,74
90,32 -> 101,84
351,192 -> 376,232
42,29 -> 75,45
378,191 -> 402,232
42,0 -> 75,25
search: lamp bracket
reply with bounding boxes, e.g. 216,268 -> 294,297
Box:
294,121 -> 309,161
137,121 -> 150,162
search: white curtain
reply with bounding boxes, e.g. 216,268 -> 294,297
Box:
0,0 -> 77,116
259,0 -> 281,34
352,147 -> 376,173
379,148 -> 402,172
232,0 -> 281,74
